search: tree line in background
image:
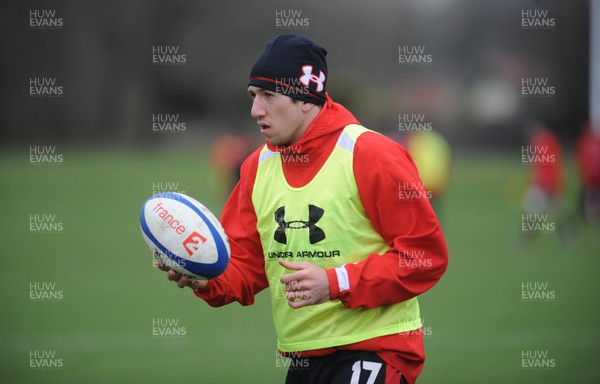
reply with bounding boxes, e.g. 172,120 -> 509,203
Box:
0,0 -> 589,148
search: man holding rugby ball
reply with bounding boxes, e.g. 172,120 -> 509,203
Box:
161,34 -> 448,384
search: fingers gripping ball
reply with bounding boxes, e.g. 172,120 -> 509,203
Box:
140,192 -> 230,280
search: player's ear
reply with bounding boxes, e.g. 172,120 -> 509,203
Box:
301,101 -> 318,113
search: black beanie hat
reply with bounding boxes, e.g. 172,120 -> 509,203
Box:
249,34 -> 328,105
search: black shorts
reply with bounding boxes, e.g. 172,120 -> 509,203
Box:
285,350 -> 408,384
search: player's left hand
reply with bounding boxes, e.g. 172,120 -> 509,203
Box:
157,261 -> 207,290
279,260 -> 330,309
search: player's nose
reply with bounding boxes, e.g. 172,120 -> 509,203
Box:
251,97 -> 266,119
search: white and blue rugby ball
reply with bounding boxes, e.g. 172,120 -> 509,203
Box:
140,192 -> 230,280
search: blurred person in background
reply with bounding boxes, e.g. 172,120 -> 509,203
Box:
404,131 -> 452,221
209,133 -> 259,196
521,123 -> 565,241
575,123 -> 600,239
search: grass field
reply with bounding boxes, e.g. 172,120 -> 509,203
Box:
1,147 -> 598,383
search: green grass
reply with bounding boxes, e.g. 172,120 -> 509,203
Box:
1,148 -> 598,383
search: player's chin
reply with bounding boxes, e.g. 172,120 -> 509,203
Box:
266,134 -> 291,147
265,137 -> 282,146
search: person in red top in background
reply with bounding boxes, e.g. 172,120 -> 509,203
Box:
159,34 -> 448,384
209,133 -> 259,196
529,126 -> 564,197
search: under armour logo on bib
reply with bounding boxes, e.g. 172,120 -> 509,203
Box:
274,205 -> 326,245
299,65 -> 326,92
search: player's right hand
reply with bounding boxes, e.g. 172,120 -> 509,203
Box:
157,261 -> 208,290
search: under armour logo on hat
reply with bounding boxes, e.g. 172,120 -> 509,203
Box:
249,34 -> 328,105
299,65 -> 326,92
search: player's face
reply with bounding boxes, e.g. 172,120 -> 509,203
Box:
248,86 -> 307,146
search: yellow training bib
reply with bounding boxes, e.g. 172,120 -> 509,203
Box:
252,124 -> 421,352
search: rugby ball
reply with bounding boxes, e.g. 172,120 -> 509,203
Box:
140,192 -> 230,280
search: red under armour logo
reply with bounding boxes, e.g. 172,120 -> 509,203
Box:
299,65 -> 326,92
